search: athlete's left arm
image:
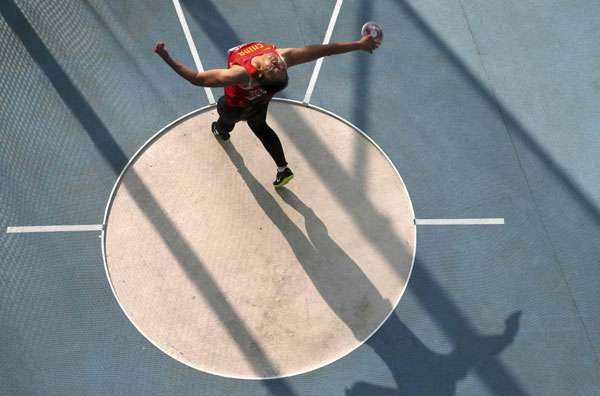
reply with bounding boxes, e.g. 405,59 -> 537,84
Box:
279,36 -> 378,67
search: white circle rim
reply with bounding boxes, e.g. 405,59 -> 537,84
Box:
100,98 -> 417,380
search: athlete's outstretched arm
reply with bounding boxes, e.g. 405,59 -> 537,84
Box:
279,36 -> 379,68
154,42 -> 248,87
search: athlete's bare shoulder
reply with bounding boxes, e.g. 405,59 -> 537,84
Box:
277,48 -> 294,64
228,64 -> 249,74
225,65 -> 252,84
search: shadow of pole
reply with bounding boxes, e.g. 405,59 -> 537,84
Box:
0,2 -> 296,392
394,0 -> 600,226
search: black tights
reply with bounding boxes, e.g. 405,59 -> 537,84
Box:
215,96 -> 287,168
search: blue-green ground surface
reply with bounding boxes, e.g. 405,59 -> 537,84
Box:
1,0 -> 599,395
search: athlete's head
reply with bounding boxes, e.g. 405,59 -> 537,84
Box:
258,53 -> 288,93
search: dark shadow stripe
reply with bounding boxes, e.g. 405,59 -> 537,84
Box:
0,0 -> 127,174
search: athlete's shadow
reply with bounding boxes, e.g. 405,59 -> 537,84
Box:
219,142 -> 521,395
219,142 -> 392,341
346,307 -> 522,396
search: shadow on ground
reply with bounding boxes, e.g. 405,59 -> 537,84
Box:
219,141 -> 394,342
348,301 -> 521,396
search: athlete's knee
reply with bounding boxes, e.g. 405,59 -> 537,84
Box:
247,119 -> 272,136
247,118 -> 266,128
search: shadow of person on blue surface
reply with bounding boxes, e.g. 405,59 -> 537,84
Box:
218,141 -> 394,342
345,307 -> 522,396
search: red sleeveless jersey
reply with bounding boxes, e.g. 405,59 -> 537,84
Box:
224,42 -> 279,107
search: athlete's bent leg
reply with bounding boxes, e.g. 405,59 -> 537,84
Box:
216,96 -> 243,133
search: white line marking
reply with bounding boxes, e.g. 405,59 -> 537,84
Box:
7,225 -> 103,233
415,218 -> 505,225
303,0 -> 344,105
172,0 -> 216,104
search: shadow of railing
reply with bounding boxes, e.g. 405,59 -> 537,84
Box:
0,2 -> 297,393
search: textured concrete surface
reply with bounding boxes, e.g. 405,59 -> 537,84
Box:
104,103 -> 415,378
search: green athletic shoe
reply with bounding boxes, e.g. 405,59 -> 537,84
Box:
273,167 -> 294,187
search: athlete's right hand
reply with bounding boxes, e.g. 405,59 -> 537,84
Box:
359,35 -> 379,53
154,42 -> 169,59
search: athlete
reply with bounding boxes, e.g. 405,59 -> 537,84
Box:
154,36 -> 379,187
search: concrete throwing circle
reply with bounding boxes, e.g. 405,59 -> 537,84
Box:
102,100 -> 416,379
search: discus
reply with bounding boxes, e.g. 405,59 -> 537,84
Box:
361,22 -> 383,43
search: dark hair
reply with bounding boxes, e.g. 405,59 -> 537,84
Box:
260,72 -> 289,93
